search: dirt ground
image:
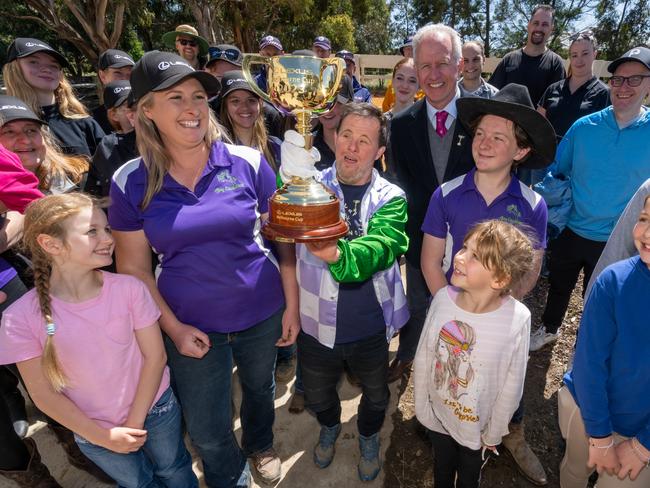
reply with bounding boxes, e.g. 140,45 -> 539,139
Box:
383,276 -> 594,488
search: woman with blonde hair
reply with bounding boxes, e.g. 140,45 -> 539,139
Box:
3,38 -> 104,157
0,96 -> 88,194
108,51 -> 300,487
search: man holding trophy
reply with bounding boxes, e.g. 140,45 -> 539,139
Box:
243,53 -> 409,481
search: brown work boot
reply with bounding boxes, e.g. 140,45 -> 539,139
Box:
0,437 -> 62,487
501,422 -> 547,485
48,423 -> 113,483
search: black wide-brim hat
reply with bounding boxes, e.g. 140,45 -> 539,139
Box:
130,51 -> 221,105
456,83 -> 557,169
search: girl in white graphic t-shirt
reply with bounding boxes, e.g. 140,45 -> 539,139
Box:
414,220 -> 535,488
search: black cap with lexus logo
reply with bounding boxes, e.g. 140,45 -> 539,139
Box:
98,49 -> 135,70
6,37 -> 69,68
0,95 -> 45,126
129,50 -> 221,105
219,70 -> 256,99
103,80 -> 132,109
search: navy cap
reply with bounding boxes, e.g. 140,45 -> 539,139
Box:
313,36 -> 331,50
103,80 -> 132,109
6,38 -> 68,68
336,50 -> 355,63
0,96 -> 45,126
220,70 -> 258,99
129,51 -> 221,104
207,44 -> 243,68
608,46 -> 650,73
98,49 -> 135,70
259,35 -> 283,52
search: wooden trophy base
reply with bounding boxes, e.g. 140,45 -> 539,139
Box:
262,190 -> 349,243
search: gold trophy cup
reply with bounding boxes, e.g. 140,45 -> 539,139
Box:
242,54 -> 349,242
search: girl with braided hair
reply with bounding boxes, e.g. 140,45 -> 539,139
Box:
0,193 -> 197,488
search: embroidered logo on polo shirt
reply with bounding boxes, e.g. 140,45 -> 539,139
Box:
499,204 -> 523,226
214,169 -> 243,193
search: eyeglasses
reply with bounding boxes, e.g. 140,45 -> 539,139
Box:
208,47 -> 240,61
177,39 -> 198,47
609,75 -> 650,87
569,29 -> 594,42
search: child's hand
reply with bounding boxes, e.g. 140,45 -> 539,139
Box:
169,323 -> 211,359
587,436 -> 620,476
276,308 -> 300,347
481,444 -> 499,461
614,439 -> 649,481
102,427 -> 147,454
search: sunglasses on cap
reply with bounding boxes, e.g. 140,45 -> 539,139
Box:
609,74 -> 650,87
209,47 -> 240,61
177,39 -> 198,47
569,29 -> 594,42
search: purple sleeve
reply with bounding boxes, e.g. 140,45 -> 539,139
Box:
128,277 -> 162,330
108,179 -> 143,232
256,155 -> 277,215
529,195 -> 548,249
421,187 -> 447,238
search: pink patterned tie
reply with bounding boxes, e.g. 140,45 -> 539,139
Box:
436,110 -> 448,138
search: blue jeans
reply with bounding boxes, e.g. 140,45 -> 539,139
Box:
74,388 -> 197,488
165,308 -> 282,488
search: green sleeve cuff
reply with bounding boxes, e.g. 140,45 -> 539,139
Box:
328,197 -> 408,282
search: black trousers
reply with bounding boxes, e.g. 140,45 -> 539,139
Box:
0,275 -> 30,470
542,228 -> 606,334
429,430 -> 487,488
298,331 -> 389,437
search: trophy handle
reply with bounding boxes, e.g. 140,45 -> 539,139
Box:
313,57 -> 346,116
242,55 -> 273,105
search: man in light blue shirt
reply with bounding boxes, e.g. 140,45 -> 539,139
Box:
532,46 -> 650,351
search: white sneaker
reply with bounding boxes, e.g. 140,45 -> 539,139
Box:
530,326 -> 558,352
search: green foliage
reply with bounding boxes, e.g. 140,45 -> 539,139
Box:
354,0 -> 392,54
318,14 -> 357,51
594,0 -> 650,59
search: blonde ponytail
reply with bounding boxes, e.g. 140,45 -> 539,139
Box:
32,253 -> 66,391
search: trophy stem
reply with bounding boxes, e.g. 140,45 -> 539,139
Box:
294,110 -> 313,149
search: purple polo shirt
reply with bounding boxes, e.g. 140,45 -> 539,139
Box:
108,141 -> 284,334
422,168 -> 547,281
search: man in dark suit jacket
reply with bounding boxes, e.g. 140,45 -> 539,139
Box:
389,23 -> 473,381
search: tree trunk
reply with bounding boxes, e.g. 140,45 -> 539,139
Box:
20,0 -> 126,65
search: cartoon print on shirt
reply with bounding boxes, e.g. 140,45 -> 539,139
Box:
433,319 -> 476,400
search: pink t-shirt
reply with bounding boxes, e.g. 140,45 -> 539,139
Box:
0,272 -> 168,429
